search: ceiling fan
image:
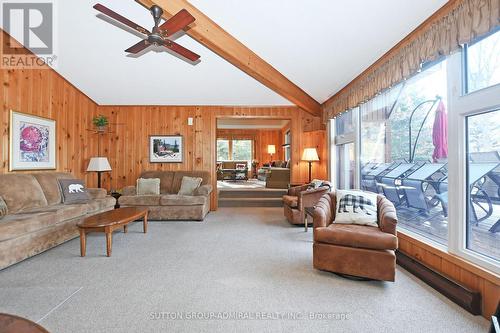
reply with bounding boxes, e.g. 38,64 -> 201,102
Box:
93,3 -> 200,61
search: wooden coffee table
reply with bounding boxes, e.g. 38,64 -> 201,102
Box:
0,313 -> 50,333
77,207 -> 148,257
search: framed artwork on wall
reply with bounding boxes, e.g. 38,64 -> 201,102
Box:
9,110 -> 57,171
149,135 -> 183,163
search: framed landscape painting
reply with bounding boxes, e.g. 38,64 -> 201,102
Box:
149,135 -> 183,163
9,111 -> 56,171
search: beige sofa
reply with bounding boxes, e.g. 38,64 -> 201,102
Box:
0,172 -> 116,270
118,171 -> 212,221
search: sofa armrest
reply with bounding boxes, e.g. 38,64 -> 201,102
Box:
312,193 -> 335,229
87,188 -> 107,199
194,184 -> 213,197
299,187 -> 330,211
378,195 -> 398,235
122,186 -> 136,196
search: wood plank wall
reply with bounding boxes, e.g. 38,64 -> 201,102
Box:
216,128 -> 285,164
398,233 -> 500,318
1,67 -> 100,186
97,106 -> 324,209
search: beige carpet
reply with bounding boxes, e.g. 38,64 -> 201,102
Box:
0,208 -> 489,333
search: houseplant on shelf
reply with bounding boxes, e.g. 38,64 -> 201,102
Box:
92,115 -> 109,133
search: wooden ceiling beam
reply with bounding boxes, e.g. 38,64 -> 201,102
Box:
136,0 -> 322,117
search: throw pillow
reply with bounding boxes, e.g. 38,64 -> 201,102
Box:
178,176 -> 202,196
137,178 -> 160,195
0,196 -> 8,219
235,163 -> 246,170
334,189 -> 378,227
58,179 -> 91,204
308,179 -> 323,190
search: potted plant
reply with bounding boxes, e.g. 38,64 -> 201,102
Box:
92,115 -> 109,132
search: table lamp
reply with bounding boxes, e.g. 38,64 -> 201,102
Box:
87,157 -> 111,188
267,145 -> 276,165
302,148 -> 319,183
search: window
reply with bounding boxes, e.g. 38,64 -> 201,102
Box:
284,130 -> 291,161
464,29 -> 500,94
232,140 -> 252,163
465,110 -> 500,261
335,108 -> 357,189
217,138 -> 253,166
359,60 -> 449,245
217,139 -> 229,161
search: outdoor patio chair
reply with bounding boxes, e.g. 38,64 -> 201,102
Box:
469,151 -> 500,200
379,163 -> 421,206
401,163 -> 447,215
361,162 -> 400,193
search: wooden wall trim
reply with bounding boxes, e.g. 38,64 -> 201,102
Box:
321,0 -> 460,108
136,0 -> 322,116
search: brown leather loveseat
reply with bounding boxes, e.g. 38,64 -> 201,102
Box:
312,191 -> 398,281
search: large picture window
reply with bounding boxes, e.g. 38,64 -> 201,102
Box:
465,110 -> 500,261
360,60 -> 449,245
464,29 -> 500,94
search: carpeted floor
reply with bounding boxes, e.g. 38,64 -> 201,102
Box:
0,208 -> 489,333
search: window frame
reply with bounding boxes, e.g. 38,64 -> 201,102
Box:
447,50 -> 500,273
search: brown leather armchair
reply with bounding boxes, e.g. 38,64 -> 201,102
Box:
283,182 -> 331,228
312,191 -> 398,281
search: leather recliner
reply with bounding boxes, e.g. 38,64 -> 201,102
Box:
312,191 -> 398,281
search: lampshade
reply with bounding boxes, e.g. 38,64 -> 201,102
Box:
86,157 -> 112,172
302,148 -> 319,161
267,145 -> 276,154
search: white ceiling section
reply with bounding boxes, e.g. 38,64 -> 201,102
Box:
2,0 -> 447,106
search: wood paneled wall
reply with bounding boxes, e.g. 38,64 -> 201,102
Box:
96,105 -> 324,209
398,232 -> 500,319
1,66 -> 100,186
216,128 -> 285,164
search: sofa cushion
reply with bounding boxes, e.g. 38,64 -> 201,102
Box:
314,224 -> 398,251
23,204 -> 87,222
172,171 -> 210,193
178,176 -> 202,196
137,178 -> 160,195
160,195 -> 206,206
0,212 -> 59,242
33,172 -> 73,205
58,179 -> 91,204
119,195 -> 161,206
85,197 -> 116,214
282,195 -> 298,208
140,171 -> 174,194
0,196 -> 7,219
0,174 -> 48,214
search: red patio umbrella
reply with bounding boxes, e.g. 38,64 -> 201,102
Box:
432,100 -> 448,162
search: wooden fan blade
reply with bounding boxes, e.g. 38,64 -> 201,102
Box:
158,9 -> 195,37
94,3 -> 150,35
164,40 -> 200,61
125,40 -> 150,54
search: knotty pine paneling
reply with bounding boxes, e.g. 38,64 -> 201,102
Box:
1,66 -> 100,187
98,106 -> 324,209
398,232 -> 500,319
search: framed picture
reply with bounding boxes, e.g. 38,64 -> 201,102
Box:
9,110 -> 56,171
149,135 -> 183,163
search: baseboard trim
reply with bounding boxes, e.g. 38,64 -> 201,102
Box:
396,250 -> 482,315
